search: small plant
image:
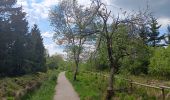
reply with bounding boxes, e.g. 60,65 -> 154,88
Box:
115,76 -> 129,90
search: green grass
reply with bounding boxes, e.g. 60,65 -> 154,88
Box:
66,71 -> 108,100
66,71 -> 170,100
22,70 -> 59,100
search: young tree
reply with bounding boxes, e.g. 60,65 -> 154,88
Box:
148,17 -> 164,47
93,0 -> 154,99
49,0 -> 99,80
94,1 -> 130,98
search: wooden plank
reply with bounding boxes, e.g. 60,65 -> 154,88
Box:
131,81 -> 161,89
160,86 -> 170,89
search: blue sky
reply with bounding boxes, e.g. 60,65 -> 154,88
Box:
16,0 -> 170,56
17,0 -> 63,56
16,0 -> 99,56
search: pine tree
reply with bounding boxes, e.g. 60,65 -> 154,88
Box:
148,17 -> 164,47
10,7 -> 29,75
0,0 -> 16,7
0,0 -> 46,76
138,25 -> 150,44
0,0 -> 19,75
0,0 -> 29,76
31,24 -> 46,72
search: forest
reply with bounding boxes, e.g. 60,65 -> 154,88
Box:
1,0 -> 170,100
0,0 -> 46,76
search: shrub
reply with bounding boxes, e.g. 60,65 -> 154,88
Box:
120,44 -> 151,75
46,54 -> 64,69
149,46 -> 170,77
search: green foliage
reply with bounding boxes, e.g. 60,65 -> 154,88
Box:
0,0 -> 28,75
149,46 -> 170,77
120,43 -> 151,75
0,0 -> 46,76
29,24 -> 46,72
46,54 -> 64,70
92,25 -> 130,71
66,71 -> 160,100
148,17 -> 163,47
92,42 -> 109,70
115,75 -> 129,89
116,93 -> 135,100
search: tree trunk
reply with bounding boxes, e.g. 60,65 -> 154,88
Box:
73,61 -> 79,81
106,67 -> 115,100
106,38 -> 115,100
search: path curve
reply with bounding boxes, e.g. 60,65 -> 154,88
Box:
54,72 -> 80,100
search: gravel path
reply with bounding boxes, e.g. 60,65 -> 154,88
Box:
53,72 -> 80,100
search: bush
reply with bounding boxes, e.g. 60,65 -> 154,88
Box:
115,75 -> 129,89
120,44 -> 151,75
149,46 -> 170,77
46,54 -> 64,69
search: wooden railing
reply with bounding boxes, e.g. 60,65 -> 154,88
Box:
81,71 -> 170,100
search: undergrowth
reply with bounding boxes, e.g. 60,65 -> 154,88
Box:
22,70 -> 59,100
66,71 -> 170,100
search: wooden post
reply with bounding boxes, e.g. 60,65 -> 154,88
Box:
161,87 -> 165,100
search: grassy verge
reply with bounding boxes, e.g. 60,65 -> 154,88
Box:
66,71 -> 108,100
22,70 -> 60,100
0,69 -> 60,100
66,71 -> 170,100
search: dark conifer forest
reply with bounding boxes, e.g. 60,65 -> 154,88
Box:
0,0 -> 46,76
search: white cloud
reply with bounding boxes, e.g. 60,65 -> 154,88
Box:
17,0 -> 59,25
44,43 -> 65,56
16,0 -> 113,25
158,18 -> 170,28
42,31 -> 54,38
17,0 -> 28,7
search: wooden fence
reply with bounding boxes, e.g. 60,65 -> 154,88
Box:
81,71 -> 170,100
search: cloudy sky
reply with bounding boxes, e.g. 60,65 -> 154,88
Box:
16,0 -> 170,56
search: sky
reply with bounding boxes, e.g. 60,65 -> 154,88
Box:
16,0 -> 170,56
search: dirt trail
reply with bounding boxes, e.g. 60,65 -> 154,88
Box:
53,72 -> 80,100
